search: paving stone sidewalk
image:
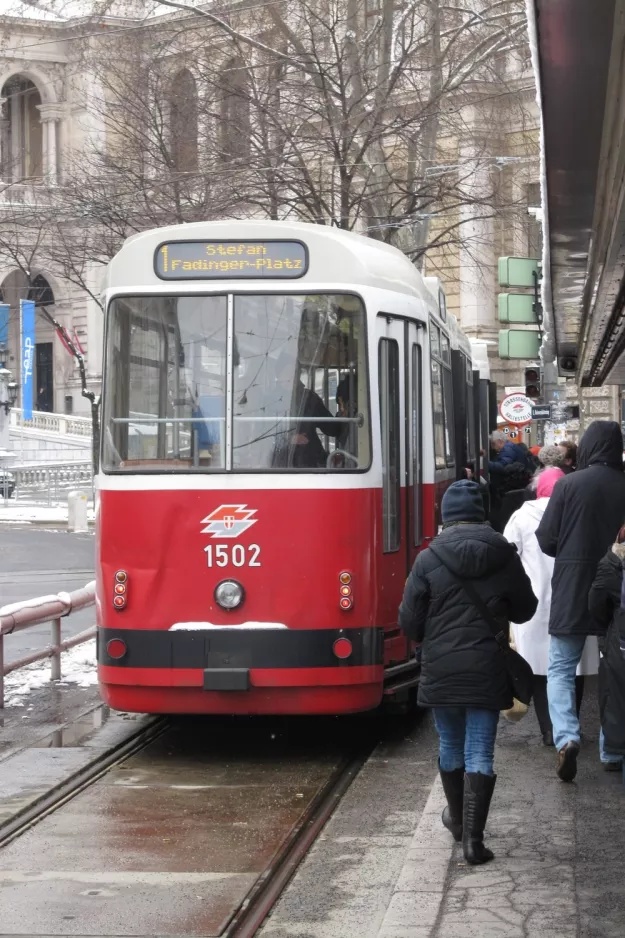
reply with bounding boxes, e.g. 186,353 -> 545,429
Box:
262,679 -> 625,938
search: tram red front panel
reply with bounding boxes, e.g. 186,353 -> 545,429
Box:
98,488 -> 378,629
97,486 -> 401,714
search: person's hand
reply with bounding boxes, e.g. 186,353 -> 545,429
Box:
465,467 -> 474,479
291,433 -> 308,445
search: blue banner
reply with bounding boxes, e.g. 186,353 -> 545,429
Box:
0,304 -> 8,354
20,299 -> 35,420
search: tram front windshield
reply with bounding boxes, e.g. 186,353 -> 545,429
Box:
103,293 -> 370,472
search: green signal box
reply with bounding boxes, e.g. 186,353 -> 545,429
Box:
498,257 -> 540,288
499,329 -> 541,360
498,293 -> 537,324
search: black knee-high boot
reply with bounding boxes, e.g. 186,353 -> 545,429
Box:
462,773 -> 496,865
575,675 -> 585,717
533,675 -> 553,746
438,762 -> 464,842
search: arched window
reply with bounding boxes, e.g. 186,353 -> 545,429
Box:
220,59 -> 251,161
28,274 -> 55,307
1,76 -> 43,181
170,69 -> 198,174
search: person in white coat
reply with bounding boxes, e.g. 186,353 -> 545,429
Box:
504,467 -> 599,745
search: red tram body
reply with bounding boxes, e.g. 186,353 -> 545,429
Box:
96,222 -> 494,714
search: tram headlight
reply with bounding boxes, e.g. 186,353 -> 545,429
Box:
215,579 -> 245,611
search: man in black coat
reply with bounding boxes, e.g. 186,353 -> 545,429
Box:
536,420 -> 625,782
399,481 -> 536,865
588,537 -> 625,769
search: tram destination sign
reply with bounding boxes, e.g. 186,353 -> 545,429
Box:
154,240 -> 308,280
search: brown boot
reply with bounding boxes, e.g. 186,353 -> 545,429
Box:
556,741 -> 580,782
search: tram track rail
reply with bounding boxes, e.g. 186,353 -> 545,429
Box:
0,712 -> 379,937
224,743 -> 374,937
0,716 -> 168,850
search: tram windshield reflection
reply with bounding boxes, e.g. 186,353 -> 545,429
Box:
102,293 -> 370,472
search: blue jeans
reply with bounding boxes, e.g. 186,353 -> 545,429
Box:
600,729 -> 622,765
433,707 -> 499,775
547,635 -> 586,751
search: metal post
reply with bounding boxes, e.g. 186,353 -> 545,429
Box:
51,617 -> 61,681
0,632 -> 4,708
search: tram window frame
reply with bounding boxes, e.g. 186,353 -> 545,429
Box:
101,291 -> 372,475
412,342 -> 423,547
379,337 -> 401,553
464,353 -> 477,464
429,319 -> 455,469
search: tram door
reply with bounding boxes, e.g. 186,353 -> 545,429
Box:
377,315 -> 423,588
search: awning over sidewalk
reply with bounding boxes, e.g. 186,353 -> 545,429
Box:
529,0 -> 625,385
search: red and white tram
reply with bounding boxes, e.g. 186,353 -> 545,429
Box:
96,221 -> 495,714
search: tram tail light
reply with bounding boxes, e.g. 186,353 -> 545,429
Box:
338,572 -> 353,610
113,571 -> 128,610
333,637 -> 353,659
106,638 -> 127,660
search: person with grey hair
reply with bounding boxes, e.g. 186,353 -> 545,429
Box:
526,444 -> 567,493
489,431 -> 534,475
537,444 -> 566,469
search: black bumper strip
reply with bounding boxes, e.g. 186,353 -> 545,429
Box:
98,627 -> 384,669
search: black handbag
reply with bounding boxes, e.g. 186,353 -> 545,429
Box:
429,543 -> 534,705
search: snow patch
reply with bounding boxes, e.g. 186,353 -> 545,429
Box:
169,622 -> 288,630
4,639 -> 97,707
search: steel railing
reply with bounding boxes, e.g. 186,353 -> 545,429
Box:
0,581 -> 96,708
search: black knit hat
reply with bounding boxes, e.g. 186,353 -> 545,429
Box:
441,480 -> 485,524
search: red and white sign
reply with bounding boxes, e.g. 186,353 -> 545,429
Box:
201,504 -> 257,539
499,393 -> 533,427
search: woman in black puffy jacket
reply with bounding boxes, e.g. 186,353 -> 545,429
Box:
399,480 -> 537,865
588,529 -> 625,771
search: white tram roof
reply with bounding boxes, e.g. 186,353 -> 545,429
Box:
103,219 -> 437,306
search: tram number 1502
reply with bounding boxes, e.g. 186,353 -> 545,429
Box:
204,544 -> 261,568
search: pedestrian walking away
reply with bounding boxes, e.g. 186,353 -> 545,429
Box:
399,480 -> 537,865
504,468 -> 598,747
589,526 -> 625,771
536,420 -> 625,782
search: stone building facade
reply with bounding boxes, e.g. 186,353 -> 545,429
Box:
0,1 -> 607,425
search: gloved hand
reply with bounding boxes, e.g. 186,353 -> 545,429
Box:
620,639 -> 625,660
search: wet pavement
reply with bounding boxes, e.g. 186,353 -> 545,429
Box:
261,678 -> 625,938
0,713 -> 386,937
0,683 -> 102,760
0,527 -> 95,666
0,680 -> 622,938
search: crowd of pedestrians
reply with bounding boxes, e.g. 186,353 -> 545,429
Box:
399,420 -> 625,866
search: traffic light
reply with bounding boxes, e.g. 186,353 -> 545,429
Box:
524,366 -> 540,400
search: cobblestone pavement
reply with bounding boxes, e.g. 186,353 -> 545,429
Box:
262,680 -> 624,938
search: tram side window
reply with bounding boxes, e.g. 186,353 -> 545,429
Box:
464,354 -> 476,464
430,324 -> 455,469
233,294 -> 370,471
103,296 -> 227,470
379,338 -> 401,552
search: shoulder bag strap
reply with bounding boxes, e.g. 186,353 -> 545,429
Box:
429,542 -> 509,651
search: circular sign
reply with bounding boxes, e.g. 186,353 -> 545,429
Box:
500,393 -> 533,427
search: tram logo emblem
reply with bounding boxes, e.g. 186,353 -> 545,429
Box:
201,504 -> 258,539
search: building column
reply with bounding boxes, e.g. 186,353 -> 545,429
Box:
457,111 -> 496,340
0,97 -> 9,183
9,88 -> 22,182
36,104 -> 64,184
